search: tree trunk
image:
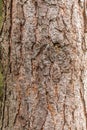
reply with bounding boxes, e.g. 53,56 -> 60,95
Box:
1,0 -> 87,130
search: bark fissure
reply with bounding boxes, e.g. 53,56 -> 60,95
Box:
84,0 -> 87,32
62,96 -> 66,130
13,101 -> 21,125
8,0 -> 13,73
80,89 -> 87,129
1,82 -> 7,130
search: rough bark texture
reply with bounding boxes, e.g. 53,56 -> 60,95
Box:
1,0 -> 87,130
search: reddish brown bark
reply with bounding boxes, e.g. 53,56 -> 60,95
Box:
1,0 -> 87,130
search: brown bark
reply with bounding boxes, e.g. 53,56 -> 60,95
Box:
0,0 -> 87,130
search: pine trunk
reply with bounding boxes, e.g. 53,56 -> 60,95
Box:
0,0 -> 87,130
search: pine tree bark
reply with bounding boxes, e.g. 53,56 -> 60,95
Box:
1,0 -> 87,130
